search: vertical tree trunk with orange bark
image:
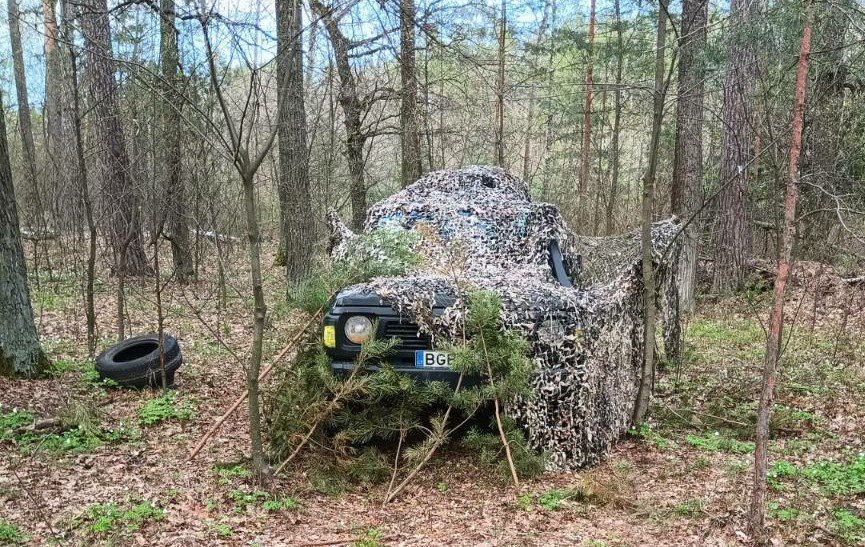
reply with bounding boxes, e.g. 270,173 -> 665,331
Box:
749,4 -> 812,538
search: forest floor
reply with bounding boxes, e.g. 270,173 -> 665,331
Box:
1,246 -> 864,546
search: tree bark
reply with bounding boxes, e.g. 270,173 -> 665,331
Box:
312,0 -> 367,230
81,0 -> 150,277
7,0 -> 42,231
493,0 -> 506,167
671,0 -> 707,312
277,0 -> 314,282
63,0 -> 98,355
0,88 -> 49,377
604,0 -> 623,236
633,0 -> 667,425
712,0 -> 758,294
159,0 -> 193,283
399,0 -> 422,186
749,5 -> 811,537
578,0 -> 596,219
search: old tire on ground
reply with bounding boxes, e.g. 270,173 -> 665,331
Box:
95,334 -> 183,388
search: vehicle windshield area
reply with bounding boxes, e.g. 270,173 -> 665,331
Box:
365,166 -> 572,275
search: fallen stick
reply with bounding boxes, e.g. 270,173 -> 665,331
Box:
187,309 -> 323,461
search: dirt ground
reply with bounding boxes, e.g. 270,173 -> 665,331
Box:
1,250 -> 864,546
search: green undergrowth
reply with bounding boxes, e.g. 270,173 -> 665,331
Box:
138,391 -> 195,426
1,403 -> 134,456
74,500 -> 164,537
0,520 -> 27,544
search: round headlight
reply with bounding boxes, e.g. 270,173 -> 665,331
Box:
344,315 -> 373,344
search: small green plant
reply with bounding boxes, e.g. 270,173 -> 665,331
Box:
215,463 -> 251,485
353,527 -> 383,547
768,503 -> 799,522
80,501 -> 164,535
228,489 -> 298,513
211,522 -> 233,538
537,489 -> 568,511
685,433 -> 754,454
139,392 -> 194,426
436,482 -> 449,493
629,423 -> 668,450
518,493 -> 533,510
674,499 -> 704,518
0,410 -> 34,440
833,509 -> 865,544
0,521 -> 27,544
800,455 -> 865,495
261,497 -> 299,512
582,541 -> 606,547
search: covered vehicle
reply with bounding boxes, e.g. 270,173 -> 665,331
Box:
324,166 -> 681,470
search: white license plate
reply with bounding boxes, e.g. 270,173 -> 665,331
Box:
415,350 -> 450,368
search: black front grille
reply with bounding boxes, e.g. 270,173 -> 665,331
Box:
385,321 -> 430,350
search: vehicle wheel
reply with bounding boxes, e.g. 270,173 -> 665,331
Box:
95,334 -> 183,388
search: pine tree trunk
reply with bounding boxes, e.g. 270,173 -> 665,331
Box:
712,0 -> 758,294
605,0 -> 623,236
578,0 -> 596,219
312,0 -> 367,230
671,0 -> 707,311
7,0 -> 42,231
277,0 -> 314,282
750,5 -> 811,537
81,0 -> 150,277
633,0 -> 667,424
0,88 -> 48,377
159,0 -> 193,283
399,0 -> 422,187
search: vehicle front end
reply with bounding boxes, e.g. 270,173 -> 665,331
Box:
322,286 -> 461,386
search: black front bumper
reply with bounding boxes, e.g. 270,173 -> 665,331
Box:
331,361 -> 465,389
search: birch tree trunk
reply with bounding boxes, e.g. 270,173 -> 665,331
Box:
0,88 -> 48,377
671,0 -> 707,312
749,5 -> 811,537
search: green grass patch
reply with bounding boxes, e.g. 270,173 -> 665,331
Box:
674,499 -> 705,518
685,433 -> 754,454
769,455 -> 865,495
834,509 -> 865,544
0,520 -> 27,544
228,489 -> 299,513
138,392 -> 194,426
77,501 -> 164,536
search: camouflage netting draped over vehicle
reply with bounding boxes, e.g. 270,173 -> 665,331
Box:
327,166 -> 682,470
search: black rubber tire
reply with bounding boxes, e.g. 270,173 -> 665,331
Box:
95,334 -> 183,388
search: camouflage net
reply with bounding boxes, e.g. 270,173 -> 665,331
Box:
328,166 -> 682,470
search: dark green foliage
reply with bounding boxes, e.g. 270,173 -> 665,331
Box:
462,419 -> 545,481
76,501 -> 164,535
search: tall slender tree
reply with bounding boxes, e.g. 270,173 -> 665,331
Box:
633,0 -> 668,424
312,0 -> 367,230
399,0 -> 422,186
671,0 -> 708,311
81,0 -> 150,277
493,0 -> 506,166
604,0 -> 624,235
0,88 -> 48,377
712,0 -> 759,293
7,0 -> 42,231
750,4 -> 812,536
277,0 -> 314,281
159,0 -> 194,282
578,0 -> 596,219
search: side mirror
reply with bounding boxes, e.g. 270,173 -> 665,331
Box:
548,240 -> 574,288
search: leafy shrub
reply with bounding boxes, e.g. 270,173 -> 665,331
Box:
79,501 -> 164,535
0,521 -> 27,544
